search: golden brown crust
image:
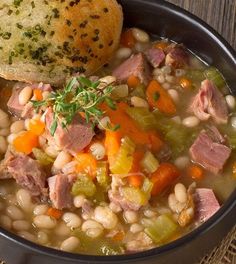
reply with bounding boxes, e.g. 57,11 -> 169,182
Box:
0,0 -> 123,85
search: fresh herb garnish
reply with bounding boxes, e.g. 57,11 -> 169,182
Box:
32,76 -> 118,136
153,91 -> 160,101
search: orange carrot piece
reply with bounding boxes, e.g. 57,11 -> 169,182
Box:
151,163 -> 180,196
47,208 -> 63,220
179,78 -> 192,90
29,119 -> 45,136
146,80 -> 176,115
128,174 -> 143,188
104,130 -> 121,166
154,42 -> 169,50
120,29 -> 136,48
188,165 -> 204,180
232,162 -> 236,179
74,153 -> 97,178
128,151 -> 144,187
13,131 -> 39,155
112,231 -> 125,242
127,75 -> 141,88
33,89 -> 43,101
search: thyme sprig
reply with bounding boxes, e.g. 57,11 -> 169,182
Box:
32,76 -> 117,136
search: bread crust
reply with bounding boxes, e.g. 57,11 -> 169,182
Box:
0,0 -> 123,85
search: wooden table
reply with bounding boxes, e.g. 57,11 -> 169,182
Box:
166,0 -> 236,50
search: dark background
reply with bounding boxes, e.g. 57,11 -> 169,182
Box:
165,0 -> 236,50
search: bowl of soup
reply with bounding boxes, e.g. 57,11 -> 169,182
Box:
0,0 -> 235,264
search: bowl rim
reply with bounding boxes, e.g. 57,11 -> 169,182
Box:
0,0 -> 236,262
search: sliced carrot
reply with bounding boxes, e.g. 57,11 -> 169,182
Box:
188,165 -> 204,180
154,42 -> 169,50
128,151 -> 144,187
29,119 -> 45,136
232,162 -> 236,179
104,130 -> 121,166
47,208 -> 63,220
179,77 -> 192,90
101,102 -> 163,152
13,131 -> 39,155
120,29 -> 136,48
33,89 -> 43,101
74,153 -> 97,178
127,75 -> 140,88
146,80 -> 176,115
112,231 -> 125,242
151,163 -> 180,196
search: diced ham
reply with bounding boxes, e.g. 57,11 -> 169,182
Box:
112,53 -> 151,85
194,188 -> 220,224
108,188 -> 142,211
48,174 -> 77,210
45,107 -> 94,155
165,44 -> 189,68
145,48 -> 165,68
191,79 -> 228,124
126,232 -> 154,253
7,82 -> 52,119
189,129 -> 231,174
4,153 -> 47,197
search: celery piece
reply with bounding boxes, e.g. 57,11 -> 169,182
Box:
121,187 -> 148,206
204,67 -> 226,89
110,137 -> 136,174
96,161 -> 110,190
126,107 -> 158,131
185,69 -> 205,83
141,151 -> 159,173
72,175 -> 96,197
145,214 -> 178,244
93,186 -> 107,204
32,148 -> 54,166
130,84 -> 146,99
142,177 -> 153,199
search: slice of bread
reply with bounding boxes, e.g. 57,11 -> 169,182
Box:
0,0 -> 123,85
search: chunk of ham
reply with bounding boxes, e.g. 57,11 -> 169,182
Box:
145,48 -> 165,68
191,79 -> 228,124
189,129 -> 231,174
165,44 -> 189,68
194,188 -> 220,224
48,174 -> 77,210
0,151 -> 47,197
7,82 -> 52,119
45,107 -> 94,155
112,53 -> 151,85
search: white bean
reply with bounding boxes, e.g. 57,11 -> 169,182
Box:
231,117 -> 236,129
132,28 -> 150,43
6,205 -> 24,220
86,228 -> 103,238
99,76 -> 116,85
73,195 -> 86,208
6,194 -> 17,205
62,212 -> 81,229
0,136 -> 7,154
123,211 -> 138,224
165,75 -> 176,83
144,209 -> 157,218
10,120 -> 25,134
12,220 -> 31,231
134,42 -> 149,52
7,133 -> 17,144
0,128 -> 10,136
116,47 -> 132,60
19,86 -> 33,106
182,116 -> 200,127
90,143 -> 105,160
37,231 -> 49,245
33,204 -> 49,216
0,109 -> 10,128
109,202 -> 122,213
18,231 -> 35,242
168,89 -> 179,103
53,151 -> 72,170
174,156 -> 190,169
45,146 -> 60,158
98,116 -> 111,130
16,189 -> 33,212
174,183 -> 187,203
130,223 -> 143,233
161,65 -> 172,75
82,220 -> 103,233
60,237 -> 80,252
33,215 -> 57,229
0,215 -> 12,229
131,96 -> 149,108
225,95 -> 235,110
94,206 -> 118,229
153,68 -> 162,76
168,193 -> 185,213
156,74 -> 165,84
141,218 -> 154,227
54,222 -> 71,237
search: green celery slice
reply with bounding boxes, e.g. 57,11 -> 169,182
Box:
141,151 -> 159,173
32,148 -> 54,165
72,175 -> 96,197
145,214 -> 178,244
204,67 -> 226,89
130,84 -> 146,99
110,136 -> 135,174
121,187 -> 148,206
96,161 -> 110,190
